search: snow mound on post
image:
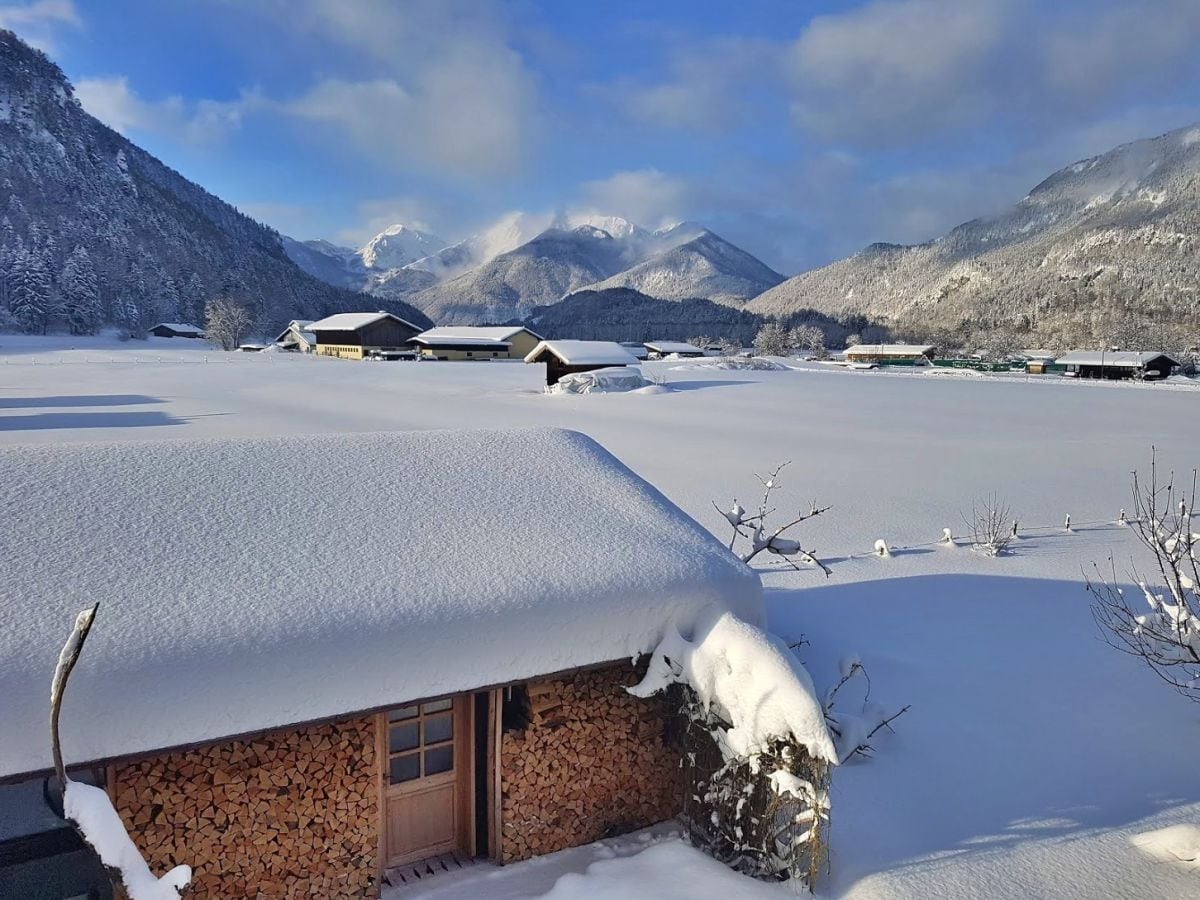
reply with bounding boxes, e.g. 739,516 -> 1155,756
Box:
64,780 -> 191,899
0,428 -> 762,779
549,367 -> 654,394
630,605 -> 838,764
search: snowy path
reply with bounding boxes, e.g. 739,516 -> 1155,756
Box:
4,336 -> 1200,898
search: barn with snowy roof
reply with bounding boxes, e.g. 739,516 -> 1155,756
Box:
0,428 -> 765,896
524,340 -> 637,385
305,311 -> 422,360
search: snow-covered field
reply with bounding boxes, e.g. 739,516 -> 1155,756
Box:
4,334 -> 1200,898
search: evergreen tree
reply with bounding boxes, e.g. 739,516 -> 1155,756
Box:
9,247 -> 51,333
61,245 -> 101,335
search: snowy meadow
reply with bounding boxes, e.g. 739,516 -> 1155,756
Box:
4,335 -> 1200,898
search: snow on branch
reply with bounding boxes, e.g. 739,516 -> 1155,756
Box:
1089,451 -> 1200,702
50,605 -> 192,899
822,656 -> 910,761
714,462 -> 831,576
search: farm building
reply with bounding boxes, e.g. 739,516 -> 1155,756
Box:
0,429 -> 764,897
274,320 -> 316,353
644,340 -> 704,359
524,340 -> 637,386
619,341 -> 651,360
843,344 -> 936,365
148,323 -> 204,339
305,312 -> 422,360
1056,350 -> 1179,381
1018,350 -> 1060,375
412,327 -> 543,361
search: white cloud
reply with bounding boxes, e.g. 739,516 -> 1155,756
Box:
270,0 -> 539,179
617,37 -> 783,133
577,169 -> 693,229
0,0 -> 79,50
74,75 -> 253,144
787,0 -> 1013,145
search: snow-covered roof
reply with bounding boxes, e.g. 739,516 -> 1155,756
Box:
645,341 -> 703,354
413,335 -> 511,348
304,311 -> 419,332
844,344 -> 935,356
524,340 -> 637,366
417,326 -> 541,342
0,429 -> 762,779
1019,349 -> 1057,361
151,323 -> 204,335
1055,350 -> 1178,367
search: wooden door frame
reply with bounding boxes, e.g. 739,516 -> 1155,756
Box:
376,693 -> 493,881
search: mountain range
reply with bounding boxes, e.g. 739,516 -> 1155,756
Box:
286,214 -> 786,327
750,123 -> 1200,350
0,30 -> 431,337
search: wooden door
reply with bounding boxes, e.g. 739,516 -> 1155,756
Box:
382,696 -> 470,867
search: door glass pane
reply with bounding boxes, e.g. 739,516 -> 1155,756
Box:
424,714 -> 453,745
424,745 -> 453,776
422,698 -> 453,714
389,723 -> 419,752
389,753 -> 420,784
389,706 -> 418,722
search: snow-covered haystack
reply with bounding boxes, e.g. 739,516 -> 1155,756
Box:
670,356 -> 787,371
548,366 -> 654,394
630,606 -> 837,886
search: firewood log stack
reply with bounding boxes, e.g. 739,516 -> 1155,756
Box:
499,664 -> 683,862
111,718 -> 379,898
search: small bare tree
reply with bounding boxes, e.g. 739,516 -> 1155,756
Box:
753,323 -> 794,357
1089,454 -> 1200,701
962,493 -> 1015,556
715,462 -> 831,575
51,605 -> 192,899
821,657 -> 910,760
203,297 -> 253,351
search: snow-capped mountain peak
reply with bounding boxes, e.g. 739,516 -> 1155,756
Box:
357,223 -> 446,270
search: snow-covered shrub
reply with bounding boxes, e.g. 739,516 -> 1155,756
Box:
963,493 -> 1015,556
821,656 -> 910,761
1089,454 -> 1200,701
631,608 -> 837,887
753,323 -> 794,357
547,366 -> 653,394
715,462 -> 831,575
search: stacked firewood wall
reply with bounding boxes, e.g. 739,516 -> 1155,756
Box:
499,663 -> 682,861
110,717 -> 379,898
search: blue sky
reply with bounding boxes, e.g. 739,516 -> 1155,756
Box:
6,0 -> 1200,272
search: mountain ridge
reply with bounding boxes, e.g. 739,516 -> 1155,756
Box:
749,122 -> 1200,348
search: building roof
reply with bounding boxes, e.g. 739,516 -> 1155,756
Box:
151,323 -> 204,335
274,321 -> 317,345
844,344 -> 935,356
417,326 -> 541,343
0,429 -> 762,779
1055,350 -> 1179,367
645,341 -> 703,354
524,340 -> 637,366
413,336 -> 511,349
304,311 -> 419,333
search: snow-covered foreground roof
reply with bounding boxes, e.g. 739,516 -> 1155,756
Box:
304,311 -> 418,332
525,340 -> 637,366
418,326 -> 540,342
1056,350 -> 1178,367
844,344 -> 935,356
0,428 -> 762,779
645,341 -> 703,354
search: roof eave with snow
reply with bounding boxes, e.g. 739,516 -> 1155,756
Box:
0,429 -> 761,779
